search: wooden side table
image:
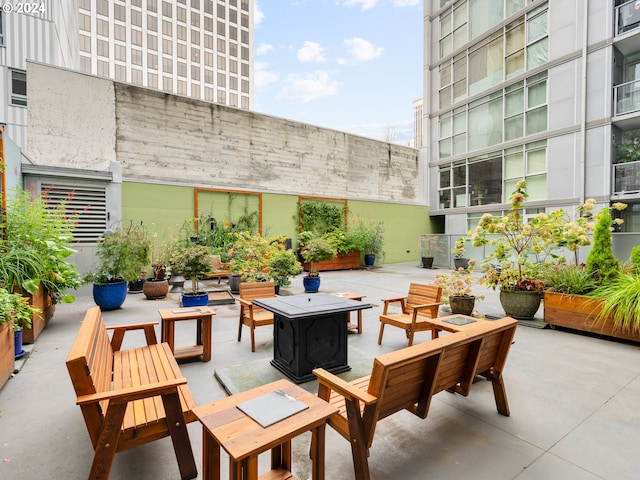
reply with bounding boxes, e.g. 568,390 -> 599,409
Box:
193,379 -> 338,480
424,314 -> 485,337
158,307 -> 215,362
331,292 -> 366,333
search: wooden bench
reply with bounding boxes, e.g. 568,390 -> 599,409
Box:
314,316 -> 517,480
66,306 -> 197,480
378,283 -> 443,346
237,281 -> 276,352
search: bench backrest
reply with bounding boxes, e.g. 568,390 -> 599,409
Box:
364,317 -> 517,439
404,283 -> 442,315
66,306 -> 114,447
239,281 -> 276,313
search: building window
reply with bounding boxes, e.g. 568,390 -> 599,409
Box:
10,70 -> 27,106
0,12 -> 4,46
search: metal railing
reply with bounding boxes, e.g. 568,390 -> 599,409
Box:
614,79 -> 640,116
613,160 -> 640,194
616,0 -> 640,36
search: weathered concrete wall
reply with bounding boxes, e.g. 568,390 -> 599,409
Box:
27,62 -> 117,170
27,63 -> 421,204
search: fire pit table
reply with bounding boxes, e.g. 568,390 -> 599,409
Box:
253,293 -> 372,383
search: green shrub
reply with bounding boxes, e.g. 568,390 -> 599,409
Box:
541,263 -> 597,295
585,208 -> 620,284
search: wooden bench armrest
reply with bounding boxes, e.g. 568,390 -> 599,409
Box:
76,377 -> 188,406
106,321 -> 159,331
106,322 -> 159,350
238,298 -> 254,308
313,368 -> 377,405
413,302 -> 442,311
381,296 -> 407,304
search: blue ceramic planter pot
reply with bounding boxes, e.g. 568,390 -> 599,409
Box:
14,329 -> 25,359
93,281 -> 128,311
364,254 -> 375,266
303,276 -> 321,293
181,292 -> 209,307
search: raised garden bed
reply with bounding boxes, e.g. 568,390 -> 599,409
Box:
302,251 -> 361,272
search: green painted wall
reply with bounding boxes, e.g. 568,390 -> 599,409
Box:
122,182 -> 440,265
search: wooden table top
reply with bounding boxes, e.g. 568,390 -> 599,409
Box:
158,307 -> 216,320
425,314 -> 485,333
192,379 -> 338,461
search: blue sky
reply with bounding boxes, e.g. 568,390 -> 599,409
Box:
253,0 -> 423,146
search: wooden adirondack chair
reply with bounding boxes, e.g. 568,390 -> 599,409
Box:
237,281 -> 276,352
378,283 -> 442,346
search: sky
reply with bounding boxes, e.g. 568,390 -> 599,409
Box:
252,0 -> 424,146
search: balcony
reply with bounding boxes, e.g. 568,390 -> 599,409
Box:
613,160 -> 640,194
616,0 -> 640,37
614,79 -> 640,117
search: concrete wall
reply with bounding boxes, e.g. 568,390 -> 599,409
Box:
27,62 -> 421,205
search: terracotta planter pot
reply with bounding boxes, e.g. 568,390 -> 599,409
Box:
143,279 -> 169,300
543,291 -> 640,342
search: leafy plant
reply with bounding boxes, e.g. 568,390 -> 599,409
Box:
299,200 -> 346,234
85,221 -> 151,284
300,237 -> 337,277
450,237 -> 468,259
0,286 -> 40,331
227,232 -> 277,281
169,243 -> 213,293
434,259 -> 484,304
350,217 -> 385,257
2,189 -> 80,303
585,207 -> 624,285
631,245 -> 640,273
540,263 -> 597,295
420,235 -> 445,257
591,274 -> 640,334
269,246 -> 302,287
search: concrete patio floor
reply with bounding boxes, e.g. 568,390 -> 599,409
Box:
1,261 -> 639,479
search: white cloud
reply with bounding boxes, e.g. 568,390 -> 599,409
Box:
254,62 -> 279,88
297,41 -> 327,63
343,37 -> 383,62
254,1 -> 264,26
391,0 -> 419,6
341,0 -> 378,11
277,71 -> 341,102
256,43 -> 274,55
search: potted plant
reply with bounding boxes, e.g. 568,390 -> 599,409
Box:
350,217 -> 385,267
143,233 -> 172,300
268,243 -> 302,294
1,190 -> 80,341
169,243 -> 213,307
84,222 -> 151,311
472,180 -> 558,320
0,286 -> 39,372
300,237 -> 337,292
434,259 -> 483,315
451,237 -> 470,270
419,234 -> 445,268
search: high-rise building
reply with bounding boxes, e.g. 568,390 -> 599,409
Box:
423,1 -> 640,233
77,0 -> 253,110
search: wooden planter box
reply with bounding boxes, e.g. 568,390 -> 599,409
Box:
543,291 -> 640,343
0,321 -> 15,391
302,251 -> 361,272
21,284 -> 55,344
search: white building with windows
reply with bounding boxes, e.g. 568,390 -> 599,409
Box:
77,0 -> 253,110
0,2 -> 78,149
423,0 -> 640,236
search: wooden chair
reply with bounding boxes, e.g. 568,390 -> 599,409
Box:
237,281 -> 276,352
203,254 -> 230,284
66,307 -> 197,480
314,316 -> 518,480
378,283 -> 442,346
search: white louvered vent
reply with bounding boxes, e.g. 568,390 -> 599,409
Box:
40,182 -> 107,244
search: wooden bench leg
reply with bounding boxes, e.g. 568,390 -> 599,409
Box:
377,322 -> 385,345
162,391 -> 198,480
237,310 -> 244,342
344,399 -> 371,480
90,402 -> 128,480
487,373 -> 510,416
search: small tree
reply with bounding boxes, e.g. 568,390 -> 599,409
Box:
586,208 -> 621,284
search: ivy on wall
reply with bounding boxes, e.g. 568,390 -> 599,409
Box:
299,198 -> 347,234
